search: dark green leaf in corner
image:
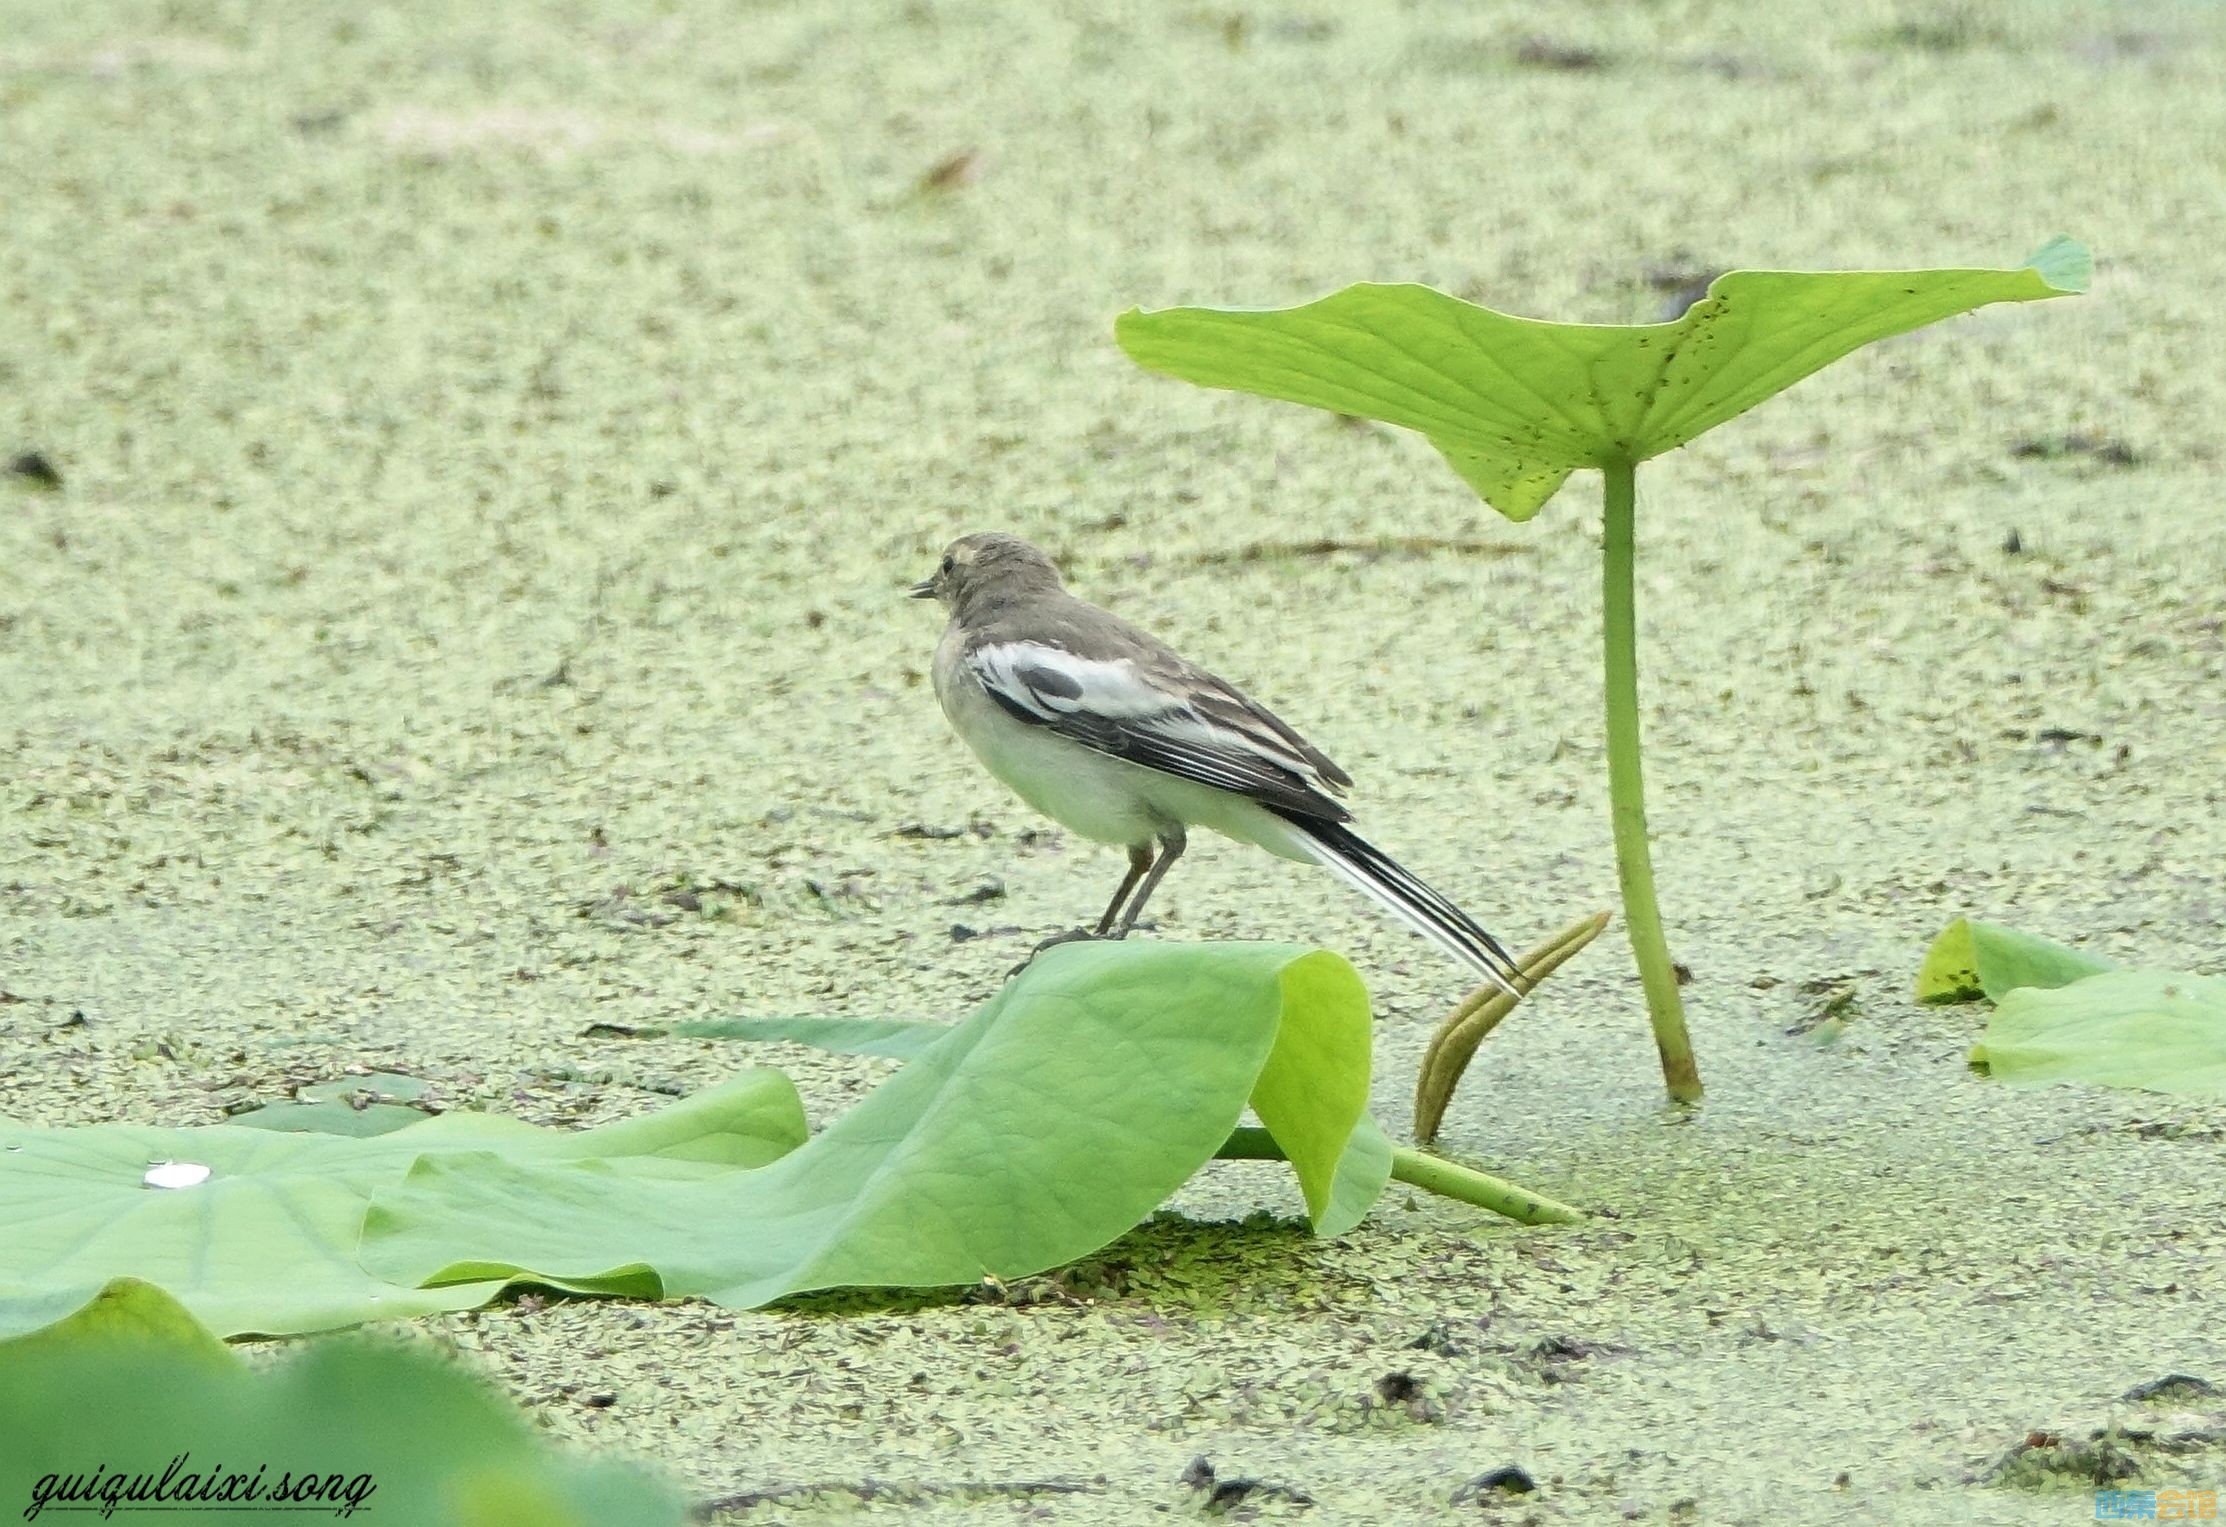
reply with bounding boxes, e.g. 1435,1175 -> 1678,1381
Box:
0,1325 -> 685,1526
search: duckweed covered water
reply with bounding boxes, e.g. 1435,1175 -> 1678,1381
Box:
4,1 -> 2224,1519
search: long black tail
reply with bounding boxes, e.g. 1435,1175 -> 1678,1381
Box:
1274,813 -> 1524,997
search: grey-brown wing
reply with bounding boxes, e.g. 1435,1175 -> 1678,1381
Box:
966,638 -> 1352,822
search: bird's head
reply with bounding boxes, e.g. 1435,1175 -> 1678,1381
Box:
911,533 -> 1065,613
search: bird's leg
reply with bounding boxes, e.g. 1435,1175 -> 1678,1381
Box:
1113,825 -> 1186,937
1094,844 -> 1156,935
1009,845 -> 1157,975
1010,838 -> 1183,976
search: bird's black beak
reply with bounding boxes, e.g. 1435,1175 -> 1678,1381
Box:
908,578 -> 938,599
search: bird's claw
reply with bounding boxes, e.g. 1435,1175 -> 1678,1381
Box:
1006,927 -> 1112,977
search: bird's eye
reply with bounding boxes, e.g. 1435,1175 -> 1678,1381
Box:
940,555 -> 954,575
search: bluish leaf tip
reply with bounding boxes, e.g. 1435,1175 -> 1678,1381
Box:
2024,235 -> 2091,294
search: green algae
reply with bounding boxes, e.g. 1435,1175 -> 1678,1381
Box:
4,0 -> 2226,1520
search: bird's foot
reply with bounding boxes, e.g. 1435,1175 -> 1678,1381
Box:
1006,927 -> 1110,977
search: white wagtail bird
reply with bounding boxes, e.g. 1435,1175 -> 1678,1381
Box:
913,533 -> 1524,996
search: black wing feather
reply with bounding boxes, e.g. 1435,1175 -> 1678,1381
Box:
977,650 -> 1351,822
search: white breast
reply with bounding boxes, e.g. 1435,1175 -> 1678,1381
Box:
931,624 -> 1313,861
935,626 -> 1163,845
